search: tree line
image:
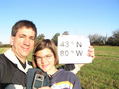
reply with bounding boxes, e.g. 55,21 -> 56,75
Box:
88,29 -> 119,46
36,30 -> 119,46
0,30 -> 119,47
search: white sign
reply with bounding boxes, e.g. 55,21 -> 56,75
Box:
58,35 -> 92,64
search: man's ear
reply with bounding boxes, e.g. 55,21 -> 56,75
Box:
10,36 -> 14,45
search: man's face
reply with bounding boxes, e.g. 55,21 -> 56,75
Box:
10,27 -> 35,59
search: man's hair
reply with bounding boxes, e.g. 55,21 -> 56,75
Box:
11,20 -> 37,38
33,39 -> 59,66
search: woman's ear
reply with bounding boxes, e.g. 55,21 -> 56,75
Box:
10,36 -> 14,45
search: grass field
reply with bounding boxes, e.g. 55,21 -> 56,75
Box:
77,46 -> 119,89
0,47 -> 9,53
0,46 -> 119,89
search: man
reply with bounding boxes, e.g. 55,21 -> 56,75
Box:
0,20 -> 37,89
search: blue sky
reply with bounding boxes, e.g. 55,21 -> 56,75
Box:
0,0 -> 119,43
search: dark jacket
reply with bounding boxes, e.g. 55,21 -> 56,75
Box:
0,49 -> 32,89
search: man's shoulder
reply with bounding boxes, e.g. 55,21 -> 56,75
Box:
0,53 -> 4,57
0,53 -> 7,62
0,53 -> 16,67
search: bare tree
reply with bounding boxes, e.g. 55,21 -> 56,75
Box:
88,34 -> 107,45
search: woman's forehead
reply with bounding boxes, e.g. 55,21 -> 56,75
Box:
35,48 -> 53,56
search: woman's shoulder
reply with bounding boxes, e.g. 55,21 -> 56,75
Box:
59,69 -> 76,77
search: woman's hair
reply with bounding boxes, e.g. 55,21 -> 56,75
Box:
33,39 -> 59,67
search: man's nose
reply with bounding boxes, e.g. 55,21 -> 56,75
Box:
24,38 -> 30,46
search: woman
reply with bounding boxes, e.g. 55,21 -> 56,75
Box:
33,39 -> 82,89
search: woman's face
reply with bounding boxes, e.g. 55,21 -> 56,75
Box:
35,48 -> 55,72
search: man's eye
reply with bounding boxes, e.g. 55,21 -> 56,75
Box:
19,35 -> 25,38
46,55 -> 52,58
47,55 -> 51,57
30,37 -> 35,40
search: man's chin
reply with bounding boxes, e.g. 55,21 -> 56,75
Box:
21,53 -> 30,58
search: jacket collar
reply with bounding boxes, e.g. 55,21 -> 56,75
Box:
4,48 -> 32,73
